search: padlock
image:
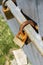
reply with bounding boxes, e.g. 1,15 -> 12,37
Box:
2,0 -> 14,19
13,31 -> 27,47
13,20 -> 38,47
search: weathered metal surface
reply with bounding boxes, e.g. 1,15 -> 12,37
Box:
0,0 -> 43,65
37,0 -> 43,37
5,0 -> 43,55
6,0 -> 26,24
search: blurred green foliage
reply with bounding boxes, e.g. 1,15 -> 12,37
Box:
0,14 -> 19,65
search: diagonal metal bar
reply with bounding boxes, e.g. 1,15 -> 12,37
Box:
4,0 -> 43,55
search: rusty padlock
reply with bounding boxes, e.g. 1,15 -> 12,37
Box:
13,20 -> 38,47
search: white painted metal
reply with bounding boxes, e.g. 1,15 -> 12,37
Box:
5,0 -> 43,55
12,49 -> 27,65
0,0 -> 43,65
6,0 -> 26,24
24,24 -> 43,55
13,36 -> 25,47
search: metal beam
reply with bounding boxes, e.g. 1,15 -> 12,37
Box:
5,0 -> 43,55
